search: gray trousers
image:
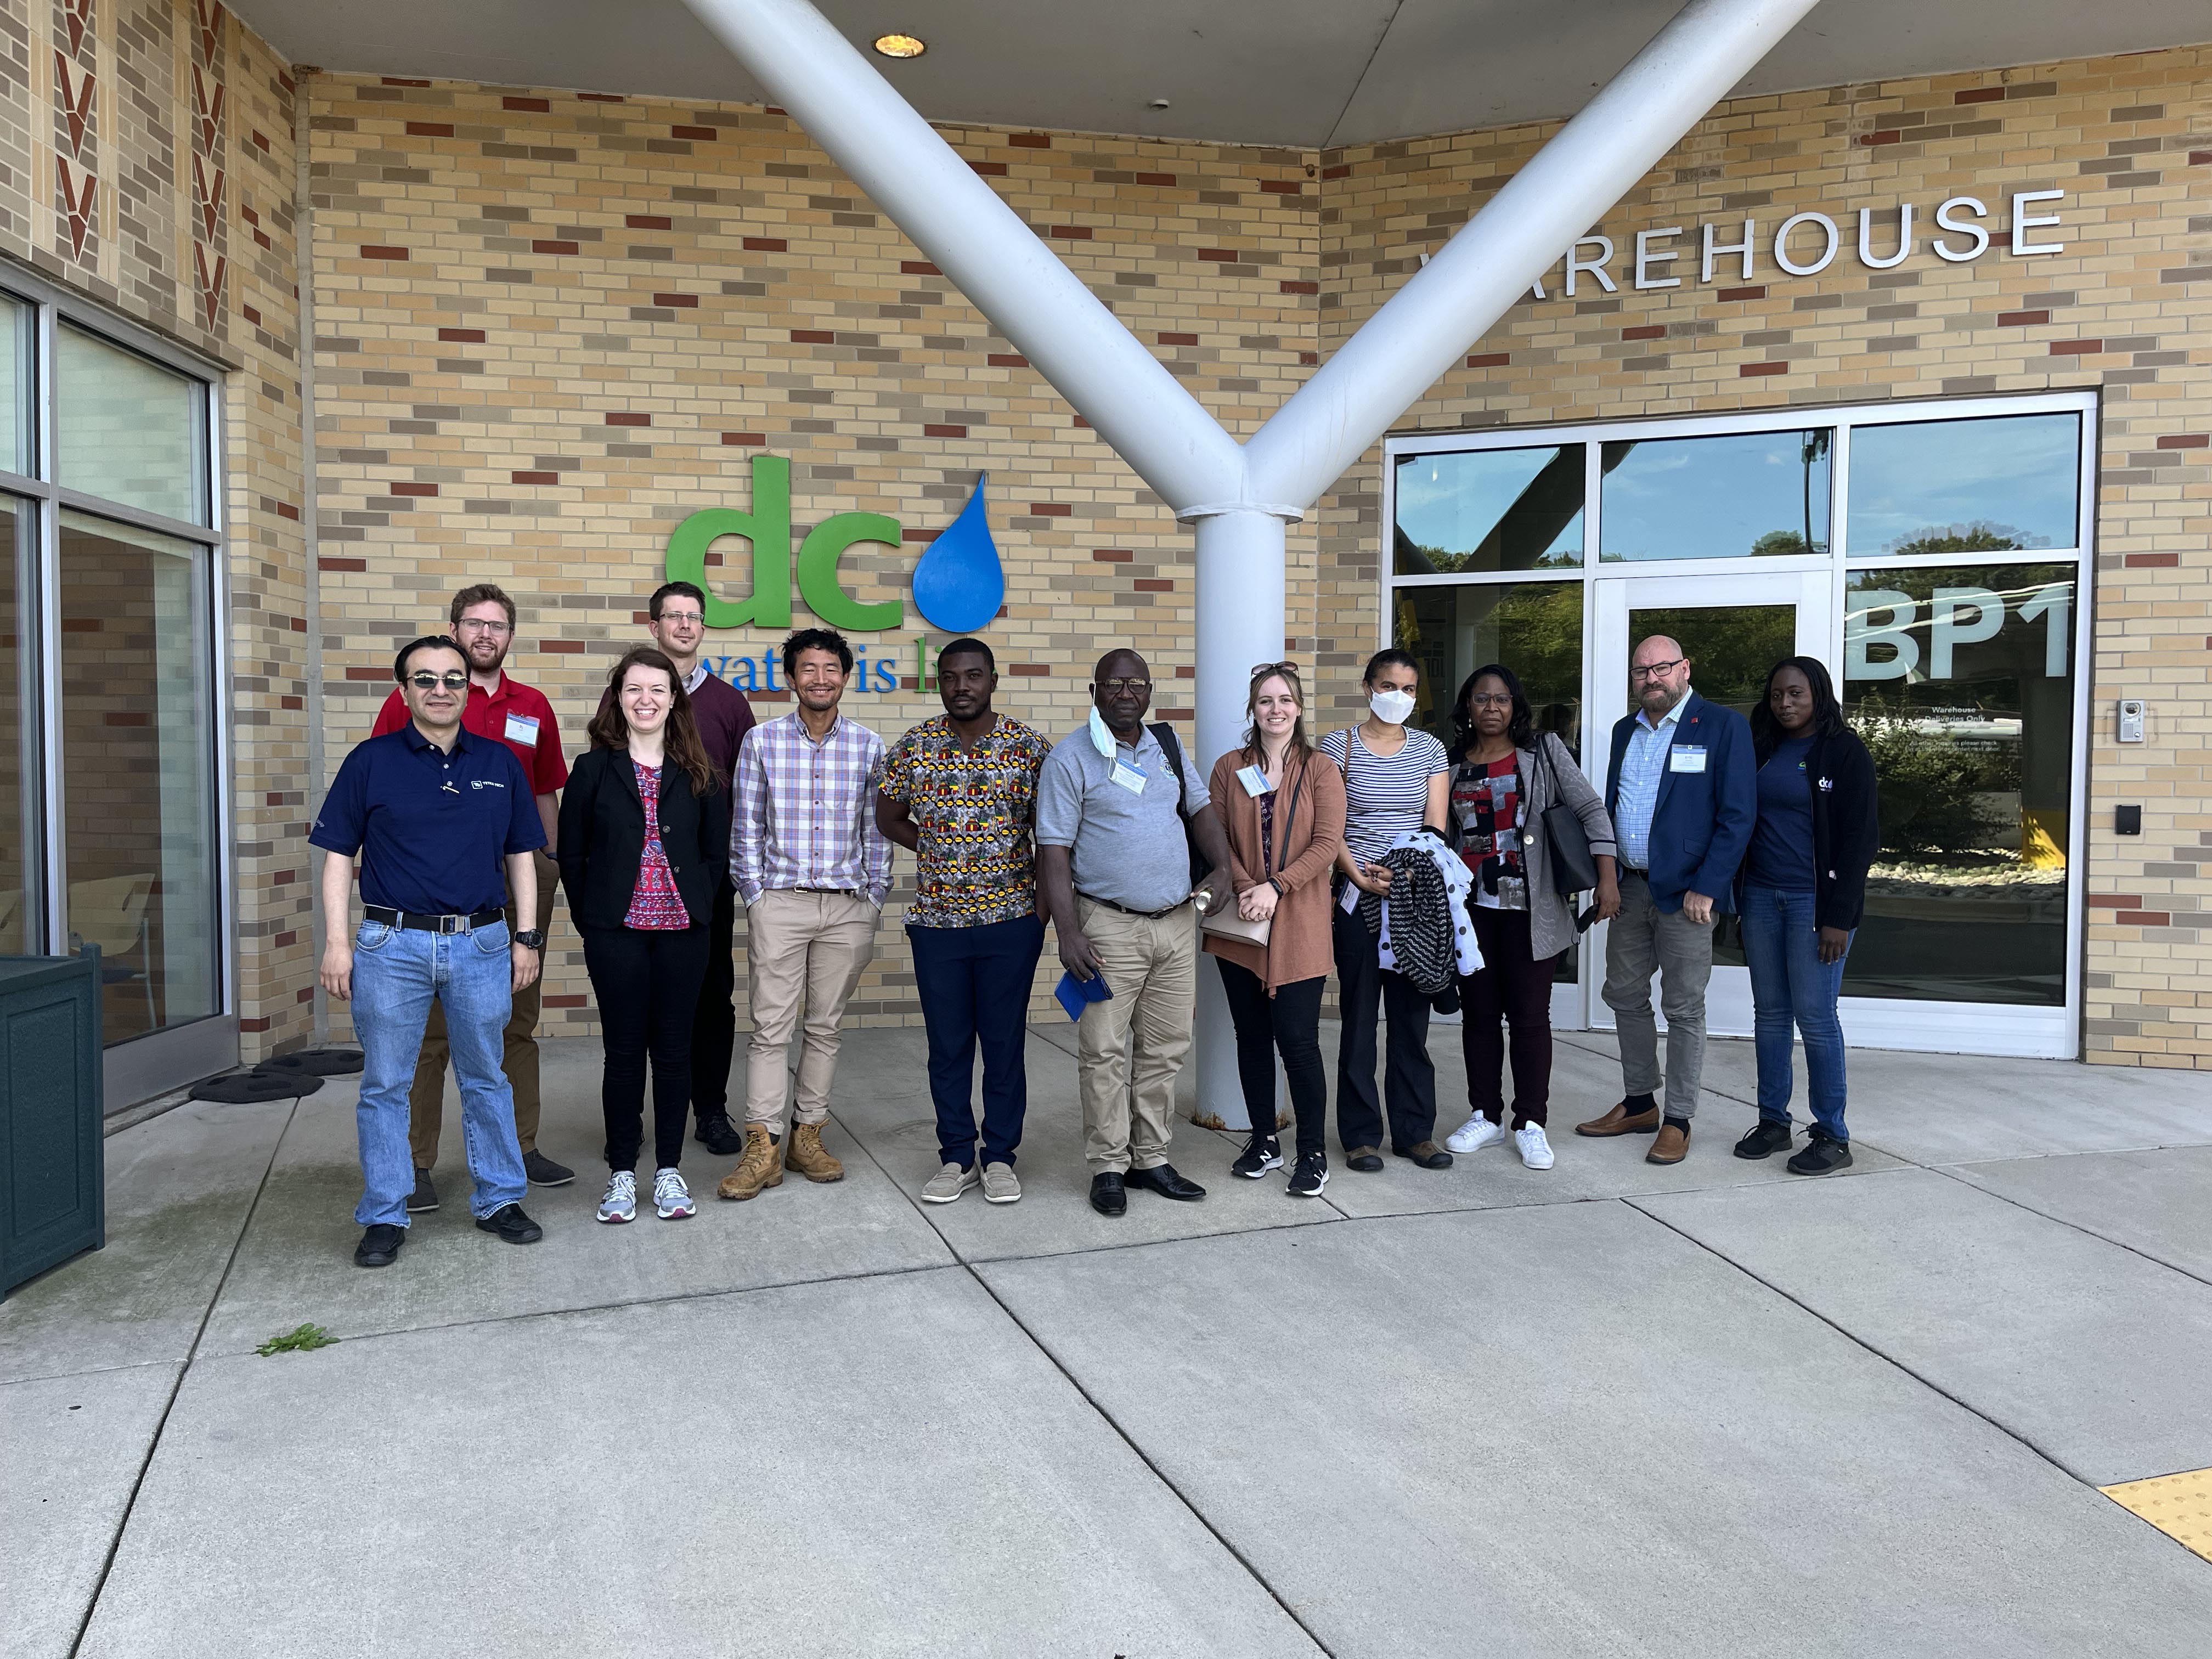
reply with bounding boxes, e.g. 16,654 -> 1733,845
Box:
1601,869 -> 1715,1120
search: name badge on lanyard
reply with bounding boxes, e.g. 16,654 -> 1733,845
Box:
503,712 -> 541,748
1669,744 -> 1707,774
1110,759 -> 1147,795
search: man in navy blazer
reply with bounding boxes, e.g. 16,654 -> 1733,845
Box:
1576,635 -> 1755,1165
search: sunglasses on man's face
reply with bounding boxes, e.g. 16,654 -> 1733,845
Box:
407,671 -> 470,691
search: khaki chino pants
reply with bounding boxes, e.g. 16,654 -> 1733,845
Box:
744,889 -> 878,1130
407,850 -> 557,1170
1074,898 -> 1197,1173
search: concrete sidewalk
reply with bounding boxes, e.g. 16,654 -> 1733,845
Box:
7,1024 -> 2212,1656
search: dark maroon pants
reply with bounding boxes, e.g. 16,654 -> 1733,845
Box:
1458,904 -> 1559,1129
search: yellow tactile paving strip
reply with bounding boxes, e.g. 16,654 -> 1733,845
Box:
2101,1468 -> 2212,1561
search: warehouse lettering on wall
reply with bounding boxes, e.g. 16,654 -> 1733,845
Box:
1531,190 -> 2066,297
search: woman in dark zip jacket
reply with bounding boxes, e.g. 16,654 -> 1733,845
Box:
1732,656 -> 1878,1175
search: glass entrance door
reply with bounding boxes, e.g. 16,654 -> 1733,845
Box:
1588,570 -> 1835,1036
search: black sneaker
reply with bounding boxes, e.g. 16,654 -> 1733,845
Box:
1287,1153 -> 1329,1198
475,1202 -> 545,1244
1232,1133 -> 1283,1179
695,1113 -> 745,1156
1787,1137 -> 1853,1176
1734,1119 -> 1793,1160
354,1223 -> 406,1268
522,1149 -> 574,1187
406,1167 -> 439,1212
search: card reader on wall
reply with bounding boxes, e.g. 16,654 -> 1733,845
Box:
2117,805 -> 2142,836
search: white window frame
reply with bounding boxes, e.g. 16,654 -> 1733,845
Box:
1383,389 -> 2098,1059
0,259 -> 235,1102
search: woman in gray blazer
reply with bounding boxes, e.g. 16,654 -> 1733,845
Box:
1442,664 -> 1620,1169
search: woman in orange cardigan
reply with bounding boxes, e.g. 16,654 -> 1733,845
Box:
1204,663 -> 1347,1197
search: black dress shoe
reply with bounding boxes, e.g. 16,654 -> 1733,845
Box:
354,1223 -> 405,1268
1125,1163 -> 1206,1201
1089,1172 -> 1126,1216
475,1202 -> 544,1244
1345,1146 -> 1385,1173
1734,1119 -> 1793,1160
695,1113 -> 746,1157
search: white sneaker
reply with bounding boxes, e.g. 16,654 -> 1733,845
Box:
1514,1124 -> 1555,1170
1444,1114 -> 1505,1154
652,1167 -> 696,1219
596,1170 -> 637,1223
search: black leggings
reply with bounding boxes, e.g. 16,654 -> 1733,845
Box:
1215,959 -> 1328,1159
580,923 -> 712,1171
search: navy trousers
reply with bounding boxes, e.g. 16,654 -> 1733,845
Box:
908,913 -> 1047,1169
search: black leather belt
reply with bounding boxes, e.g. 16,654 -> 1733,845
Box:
792,885 -> 860,897
1078,891 -> 1190,920
364,905 -> 505,934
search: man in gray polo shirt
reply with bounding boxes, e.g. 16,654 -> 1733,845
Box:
1037,647 -> 1233,1216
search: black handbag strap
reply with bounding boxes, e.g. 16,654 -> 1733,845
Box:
1266,754 -> 1306,878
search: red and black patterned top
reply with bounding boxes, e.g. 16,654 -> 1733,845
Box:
623,760 -> 691,930
1452,753 -> 1527,911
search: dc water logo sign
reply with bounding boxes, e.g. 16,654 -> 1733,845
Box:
665,455 -> 1004,636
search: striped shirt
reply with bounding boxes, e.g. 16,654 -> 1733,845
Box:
1614,689 -> 1690,871
731,711 -> 893,907
1321,726 -> 1450,862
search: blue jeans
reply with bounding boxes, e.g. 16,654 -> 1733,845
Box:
350,918 -> 528,1226
1739,885 -> 1850,1142
908,913 -> 1046,1169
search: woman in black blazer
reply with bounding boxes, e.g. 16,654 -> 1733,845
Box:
558,646 -> 732,1223
1733,656 -> 1879,1176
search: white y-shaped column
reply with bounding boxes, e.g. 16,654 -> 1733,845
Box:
683,0 -> 1821,1126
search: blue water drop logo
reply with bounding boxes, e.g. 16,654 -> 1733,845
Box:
910,472 -> 1005,635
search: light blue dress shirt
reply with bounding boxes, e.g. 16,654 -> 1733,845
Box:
1614,688 -> 1691,871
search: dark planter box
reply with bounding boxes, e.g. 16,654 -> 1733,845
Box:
0,950 -> 105,1301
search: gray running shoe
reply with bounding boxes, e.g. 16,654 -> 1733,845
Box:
596,1170 -> 637,1224
652,1167 -> 696,1219
921,1161 -> 979,1204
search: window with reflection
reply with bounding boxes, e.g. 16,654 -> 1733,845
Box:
0,498 -> 29,953
59,511 -> 219,1042
1394,445 -> 1583,574
1842,562 -> 2074,1006
55,324 -> 209,526
1846,413 -> 2079,556
0,295 -> 28,477
1600,429 -> 1831,561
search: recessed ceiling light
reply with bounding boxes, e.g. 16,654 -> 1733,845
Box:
873,33 -> 926,59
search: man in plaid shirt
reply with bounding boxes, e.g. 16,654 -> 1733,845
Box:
718,627 -> 893,1200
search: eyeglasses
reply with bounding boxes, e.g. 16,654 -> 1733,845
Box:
1096,678 -> 1152,695
408,671 -> 470,690
1464,693 -> 1514,709
1630,658 -> 1686,680
656,610 -> 704,627
454,618 -> 511,635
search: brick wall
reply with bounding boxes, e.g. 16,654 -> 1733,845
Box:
304,77 -> 1322,1034
0,0 -> 307,1054
1313,48 -> 2211,1067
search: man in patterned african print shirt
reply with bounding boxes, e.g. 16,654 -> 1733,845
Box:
876,637 -> 1050,1206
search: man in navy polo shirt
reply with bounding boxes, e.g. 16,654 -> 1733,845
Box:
314,635 -> 551,1267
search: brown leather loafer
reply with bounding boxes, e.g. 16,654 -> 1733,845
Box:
1646,1122 -> 1690,1164
1576,1101 -> 1662,1137
1393,1141 -> 1454,1170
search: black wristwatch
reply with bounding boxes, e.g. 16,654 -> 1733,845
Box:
513,929 -> 546,951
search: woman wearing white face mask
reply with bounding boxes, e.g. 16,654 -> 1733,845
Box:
1320,648 -> 1454,1172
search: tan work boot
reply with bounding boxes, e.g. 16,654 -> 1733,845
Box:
716,1126 -> 783,1201
785,1121 -> 845,1183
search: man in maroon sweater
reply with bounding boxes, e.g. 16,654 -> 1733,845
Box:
603,581 -> 757,1152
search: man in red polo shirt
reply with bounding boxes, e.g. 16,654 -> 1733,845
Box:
595,580 -> 757,1154
370,582 -> 572,1205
